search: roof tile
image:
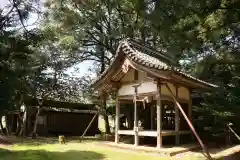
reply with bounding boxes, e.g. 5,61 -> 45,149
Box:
92,39 -> 218,89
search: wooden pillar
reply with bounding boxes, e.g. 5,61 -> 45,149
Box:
188,89 -> 193,140
150,105 -> 154,130
156,81 -> 162,148
133,85 -> 140,146
188,89 -> 192,122
175,86 -> 180,145
115,95 -> 120,143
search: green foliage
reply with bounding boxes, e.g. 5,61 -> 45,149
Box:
1,0 -> 239,139
0,0 -> 88,116
0,29 -> 41,114
44,0 -> 240,138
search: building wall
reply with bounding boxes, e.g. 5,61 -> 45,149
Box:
118,68 -> 190,100
98,115 -> 115,133
34,112 -> 99,136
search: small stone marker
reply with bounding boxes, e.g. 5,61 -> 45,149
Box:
59,135 -> 65,144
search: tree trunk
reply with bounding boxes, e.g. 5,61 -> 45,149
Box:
99,45 -> 110,134
19,106 -> 28,137
31,107 -> 40,138
100,50 -> 105,75
15,115 -> 21,136
103,110 -> 110,134
102,96 -> 110,134
5,115 -> 11,136
0,115 -> 4,135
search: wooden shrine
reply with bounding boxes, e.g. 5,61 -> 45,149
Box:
92,39 -> 217,148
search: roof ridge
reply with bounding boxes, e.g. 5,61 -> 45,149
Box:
126,38 -> 177,66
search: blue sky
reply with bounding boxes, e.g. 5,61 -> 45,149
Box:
0,0 -> 94,78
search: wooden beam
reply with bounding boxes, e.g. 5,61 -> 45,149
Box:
80,112 -> 98,141
118,93 -> 190,102
118,130 -> 191,137
119,79 -> 151,86
165,83 -> 212,160
175,86 -> 180,145
156,80 -> 162,148
115,95 -> 120,143
227,123 -> 240,141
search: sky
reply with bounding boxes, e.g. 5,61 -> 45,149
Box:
0,0 -> 94,78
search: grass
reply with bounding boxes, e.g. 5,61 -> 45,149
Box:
0,138 -> 169,160
1,137 -> 238,160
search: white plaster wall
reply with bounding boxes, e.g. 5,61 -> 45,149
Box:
138,81 -> 157,94
118,81 -> 190,100
118,81 -> 157,96
118,84 -> 135,95
118,68 -> 190,99
98,115 -> 115,133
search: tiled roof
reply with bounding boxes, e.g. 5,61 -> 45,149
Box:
92,39 -> 218,89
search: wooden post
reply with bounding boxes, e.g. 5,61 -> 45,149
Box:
175,86 -> 180,145
156,81 -> 162,148
115,96 -> 120,143
188,89 -> 194,141
59,135 -> 65,144
150,105 -> 154,130
133,85 -> 140,146
188,89 -> 192,122
165,84 -> 212,160
227,123 -> 240,141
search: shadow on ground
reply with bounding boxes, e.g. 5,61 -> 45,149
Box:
0,148 -> 105,160
215,152 -> 240,160
187,146 -> 240,160
0,136 -> 85,146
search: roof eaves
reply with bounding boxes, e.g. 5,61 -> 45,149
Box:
122,41 -> 217,88
91,39 -> 218,90
175,70 -> 218,88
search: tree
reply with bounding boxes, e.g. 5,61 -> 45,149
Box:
132,0 -> 240,140
0,0 -> 44,135
0,0 -> 82,136
27,38 -> 91,137
44,0 -> 163,133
